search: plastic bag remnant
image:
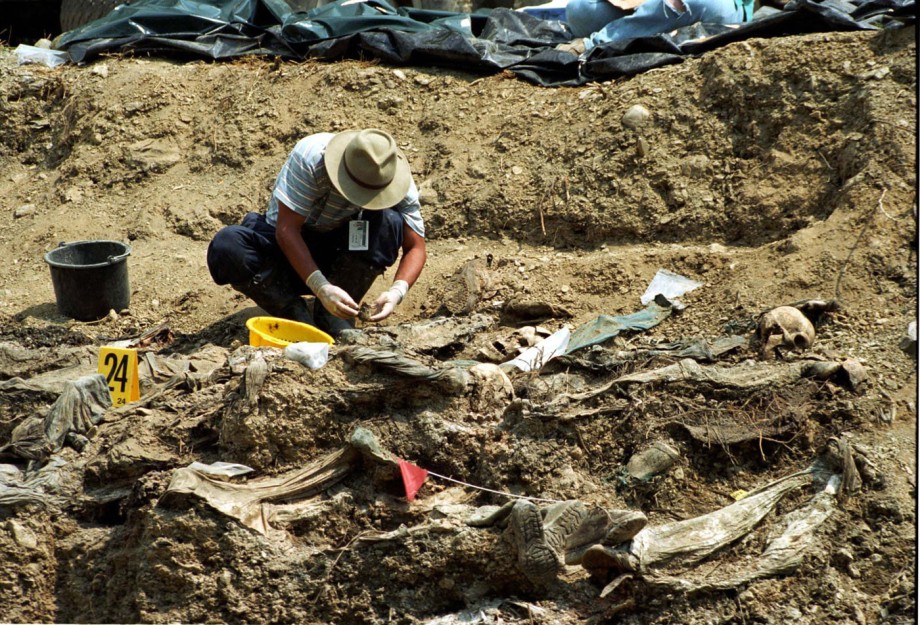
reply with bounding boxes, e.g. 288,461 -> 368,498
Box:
640,269 -> 703,308
187,461 -> 255,478
15,44 -> 70,68
284,341 -> 330,369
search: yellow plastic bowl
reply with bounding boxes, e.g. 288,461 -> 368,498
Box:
246,316 -> 334,348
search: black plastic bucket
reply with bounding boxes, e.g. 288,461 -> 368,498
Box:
44,240 -> 132,321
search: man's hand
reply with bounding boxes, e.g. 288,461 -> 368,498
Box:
317,284 -> 360,319
369,280 -> 409,322
307,270 -> 359,319
556,38 -> 586,56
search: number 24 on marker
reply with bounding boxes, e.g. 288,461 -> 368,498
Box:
97,347 -> 140,406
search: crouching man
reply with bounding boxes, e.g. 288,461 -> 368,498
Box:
207,129 -> 427,339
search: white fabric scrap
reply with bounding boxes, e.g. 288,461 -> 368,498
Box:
187,461 -> 255,478
640,269 -> 703,306
504,327 -> 571,372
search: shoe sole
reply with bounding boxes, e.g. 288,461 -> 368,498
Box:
511,501 -> 560,582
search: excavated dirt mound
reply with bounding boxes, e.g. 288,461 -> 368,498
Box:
0,25 -> 916,625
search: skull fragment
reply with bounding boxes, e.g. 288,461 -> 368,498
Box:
757,305 -> 815,359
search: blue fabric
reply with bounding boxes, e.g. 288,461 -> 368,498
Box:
207,210 -> 404,291
565,299 -> 673,354
566,0 -> 746,50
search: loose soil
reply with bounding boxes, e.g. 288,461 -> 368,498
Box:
0,24 -> 916,625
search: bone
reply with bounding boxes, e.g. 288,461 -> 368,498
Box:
757,306 -> 816,359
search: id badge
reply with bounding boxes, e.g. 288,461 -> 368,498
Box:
348,220 -> 369,251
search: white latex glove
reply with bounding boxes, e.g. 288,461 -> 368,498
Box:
307,271 -> 359,319
369,280 -> 409,322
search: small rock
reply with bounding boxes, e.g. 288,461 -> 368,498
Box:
626,441 -> 680,481
834,548 -> 855,565
681,154 -> 711,177
476,344 -> 505,363
622,104 -> 650,130
636,137 -> 649,157
511,165 -> 523,175
872,66 -> 890,80
91,64 -> 109,78
841,359 -> 868,389
392,69 -> 407,80
853,606 -> 866,625
33,38 -> 53,49
417,182 -> 438,207
9,520 -> 38,550
219,570 -> 233,588
14,204 -> 36,218
128,138 -> 182,172
785,607 -> 803,621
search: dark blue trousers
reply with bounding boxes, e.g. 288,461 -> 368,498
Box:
207,210 -> 404,295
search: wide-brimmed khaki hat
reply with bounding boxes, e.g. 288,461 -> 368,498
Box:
325,129 -> 411,210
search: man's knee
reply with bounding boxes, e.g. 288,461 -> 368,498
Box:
207,225 -> 253,285
566,0 -> 623,37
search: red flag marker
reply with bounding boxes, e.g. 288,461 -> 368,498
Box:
398,458 -> 429,501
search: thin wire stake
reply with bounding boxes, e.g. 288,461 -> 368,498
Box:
425,470 -> 564,504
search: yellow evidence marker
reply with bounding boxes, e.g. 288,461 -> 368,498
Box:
97,346 -> 140,406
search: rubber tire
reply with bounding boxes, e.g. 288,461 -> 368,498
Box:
60,0 -> 125,32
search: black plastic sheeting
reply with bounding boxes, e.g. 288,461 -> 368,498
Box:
56,0 -> 915,86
